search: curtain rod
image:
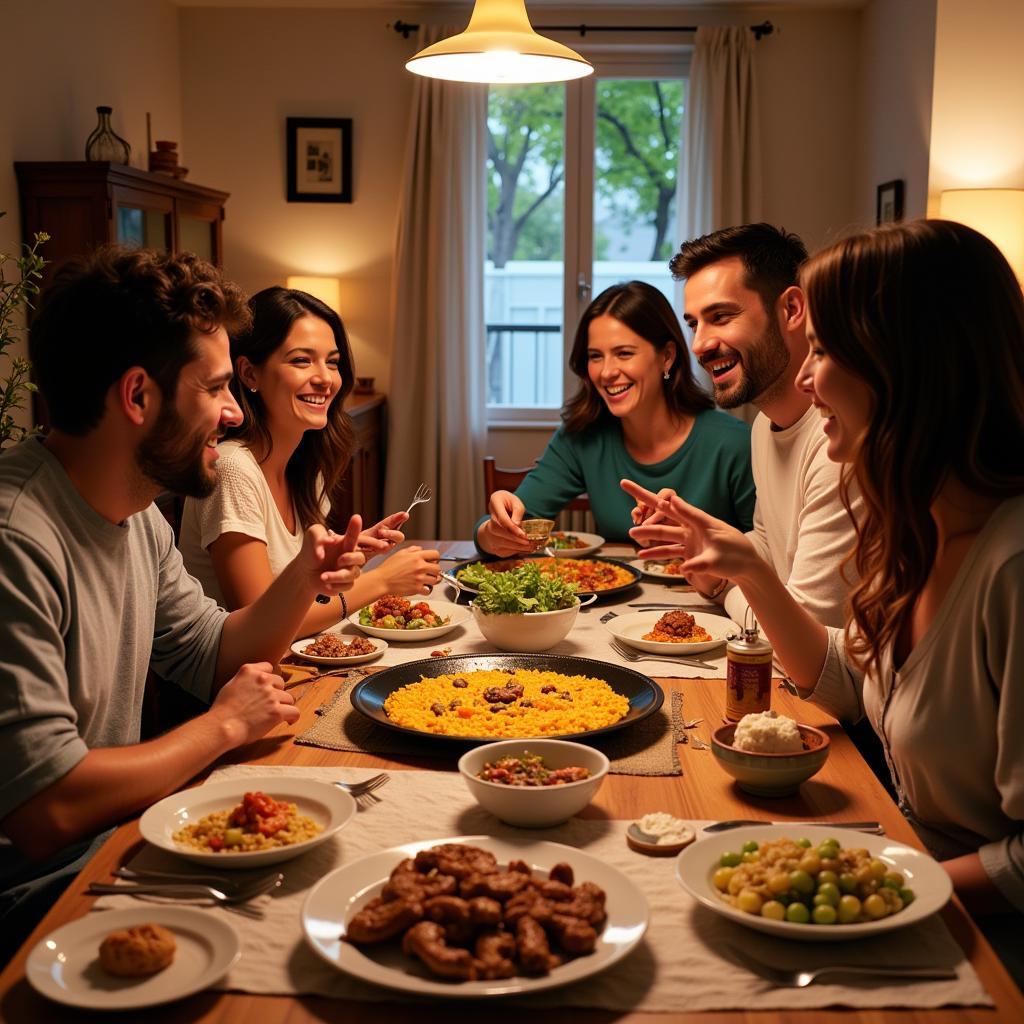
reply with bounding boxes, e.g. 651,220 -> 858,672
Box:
391,19 -> 774,42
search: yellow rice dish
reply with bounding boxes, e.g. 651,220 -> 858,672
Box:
383,668 -> 630,738
173,791 -> 322,854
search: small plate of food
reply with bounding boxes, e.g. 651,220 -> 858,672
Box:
140,777 -> 356,867
26,907 -> 240,1010
290,632 -> 387,666
350,596 -> 470,642
605,610 -> 736,655
545,531 -> 604,558
675,825 -> 952,941
302,835 -> 648,997
626,556 -> 690,582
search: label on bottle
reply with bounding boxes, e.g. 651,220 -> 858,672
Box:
725,646 -> 773,722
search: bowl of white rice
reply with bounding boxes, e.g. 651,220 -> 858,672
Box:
711,714 -> 830,797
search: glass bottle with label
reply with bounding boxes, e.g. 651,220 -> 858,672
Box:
725,611 -> 773,722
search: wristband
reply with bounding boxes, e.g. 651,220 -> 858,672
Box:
315,592 -> 349,619
696,577 -> 729,601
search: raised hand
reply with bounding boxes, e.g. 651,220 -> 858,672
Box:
358,511 -> 409,553
478,490 -> 535,557
301,514 -> 365,595
622,479 -> 759,586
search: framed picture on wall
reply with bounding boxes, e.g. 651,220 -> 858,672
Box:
286,117 -> 352,203
876,179 -> 904,225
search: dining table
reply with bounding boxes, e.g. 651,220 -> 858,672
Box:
1,539 -> 1021,1023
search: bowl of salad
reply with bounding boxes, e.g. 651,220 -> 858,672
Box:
468,563 -> 591,652
351,595 -> 471,642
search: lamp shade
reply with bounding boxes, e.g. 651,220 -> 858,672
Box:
939,189 -> 1024,284
406,0 -> 593,84
285,275 -> 341,312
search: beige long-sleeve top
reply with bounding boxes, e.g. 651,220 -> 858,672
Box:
807,495 -> 1024,910
724,405 -> 857,630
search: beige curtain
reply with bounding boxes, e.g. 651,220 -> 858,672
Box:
383,27 -> 488,539
681,25 -> 763,421
681,25 -> 763,239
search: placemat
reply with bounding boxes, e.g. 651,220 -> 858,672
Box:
92,766 -> 992,1012
293,672 -> 686,776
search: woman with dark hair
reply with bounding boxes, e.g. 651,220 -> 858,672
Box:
476,280 -> 755,554
180,287 -> 442,637
627,220 -> 1024,981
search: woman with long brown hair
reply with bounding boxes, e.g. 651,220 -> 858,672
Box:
180,286 -> 442,638
627,220 -> 1024,980
477,280 -> 755,554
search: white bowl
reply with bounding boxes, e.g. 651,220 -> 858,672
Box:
350,600 -> 471,642
458,739 -> 609,827
605,610 -> 737,656
470,600 -> 579,652
547,531 -> 604,558
140,776 -> 356,867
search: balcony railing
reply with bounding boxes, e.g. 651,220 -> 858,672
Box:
486,322 -> 563,407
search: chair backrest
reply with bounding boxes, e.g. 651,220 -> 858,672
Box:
482,456 -> 590,513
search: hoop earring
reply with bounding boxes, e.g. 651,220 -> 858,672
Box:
249,387 -> 257,393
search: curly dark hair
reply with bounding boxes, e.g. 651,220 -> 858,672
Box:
801,219 -> 1024,677
562,280 -> 712,433
30,245 -> 250,436
226,286 -> 356,530
669,223 -> 807,313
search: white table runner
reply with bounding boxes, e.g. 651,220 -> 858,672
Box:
92,766 -> 992,1012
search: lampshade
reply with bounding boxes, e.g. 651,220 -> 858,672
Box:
938,188 -> 1024,284
406,0 -> 593,85
285,275 -> 341,311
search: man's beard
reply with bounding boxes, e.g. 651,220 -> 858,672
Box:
136,402 -> 218,498
709,316 -> 790,409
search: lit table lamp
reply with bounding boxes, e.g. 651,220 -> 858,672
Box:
938,189 -> 1024,285
285,275 -> 341,311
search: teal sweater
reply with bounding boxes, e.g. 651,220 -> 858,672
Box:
477,410 -> 755,548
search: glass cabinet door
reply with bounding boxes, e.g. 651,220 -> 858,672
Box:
176,199 -> 223,264
112,186 -> 172,251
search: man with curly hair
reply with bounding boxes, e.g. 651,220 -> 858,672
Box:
0,247 -> 364,957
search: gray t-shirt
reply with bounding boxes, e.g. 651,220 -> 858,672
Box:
0,439 -> 227,885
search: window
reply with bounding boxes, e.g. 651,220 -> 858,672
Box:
485,53 -> 689,425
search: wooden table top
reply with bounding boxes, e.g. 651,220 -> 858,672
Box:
2,545 -> 1020,1022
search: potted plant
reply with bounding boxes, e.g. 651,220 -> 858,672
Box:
0,212 -> 47,449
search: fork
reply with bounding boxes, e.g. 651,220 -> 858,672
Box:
403,483 -> 432,516
609,638 -> 717,671
334,773 -> 390,807
88,871 -> 282,905
113,866 -> 284,894
723,944 -> 957,988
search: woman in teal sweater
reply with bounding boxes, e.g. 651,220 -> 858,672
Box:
477,281 -> 755,554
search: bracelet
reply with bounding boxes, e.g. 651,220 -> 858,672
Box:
696,577 -> 729,601
315,592 -> 348,619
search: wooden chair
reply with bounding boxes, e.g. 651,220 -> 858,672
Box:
482,456 -> 590,513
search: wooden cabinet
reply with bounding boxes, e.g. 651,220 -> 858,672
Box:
15,161 -> 229,288
330,392 -> 386,530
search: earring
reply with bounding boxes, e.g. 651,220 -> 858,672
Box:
249,387 -> 257,393
663,370 -> 671,380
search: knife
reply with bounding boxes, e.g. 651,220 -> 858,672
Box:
703,819 -> 883,834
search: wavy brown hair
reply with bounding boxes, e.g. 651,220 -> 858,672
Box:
226,287 -> 356,530
30,246 -> 250,435
563,280 -> 712,433
801,220 -> 1024,675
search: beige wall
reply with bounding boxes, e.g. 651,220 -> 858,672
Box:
0,0 -> 182,431
858,0 -> 936,225
178,5 -> 419,390
928,0 -> 1024,209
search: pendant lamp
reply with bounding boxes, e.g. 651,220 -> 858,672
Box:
406,0 -> 593,85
